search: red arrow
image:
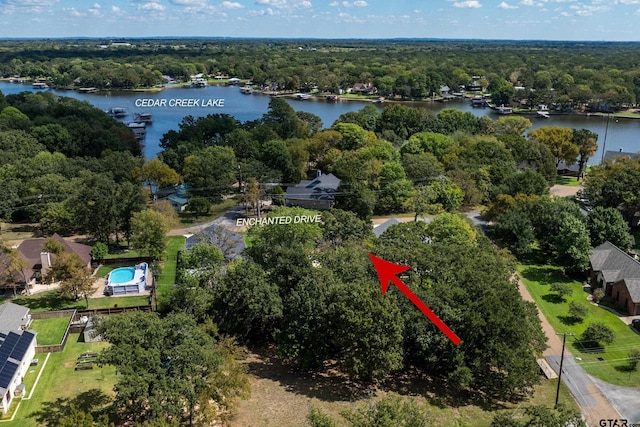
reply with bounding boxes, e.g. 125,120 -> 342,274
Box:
369,253 -> 461,346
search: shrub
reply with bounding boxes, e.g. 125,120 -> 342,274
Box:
580,322 -> 615,347
550,282 -> 573,300
592,288 -> 605,303
90,241 -> 108,262
568,301 -> 588,321
628,349 -> 640,371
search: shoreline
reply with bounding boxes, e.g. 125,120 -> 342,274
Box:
3,77 -> 640,119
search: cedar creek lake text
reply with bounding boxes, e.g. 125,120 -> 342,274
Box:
135,98 -> 225,107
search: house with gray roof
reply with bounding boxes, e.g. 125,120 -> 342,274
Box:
589,241 -> 640,315
0,302 -> 31,332
602,149 -> 639,163
185,223 -> 245,260
0,302 -> 36,414
285,172 -> 340,211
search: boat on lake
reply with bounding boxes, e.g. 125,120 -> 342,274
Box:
134,112 -> 153,123
537,110 -> 550,119
127,122 -> 147,140
190,79 -> 208,88
108,107 -> 128,117
294,93 -> 311,100
325,95 -> 339,102
32,82 -> 49,89
497,105 -> 513,115
240,86 -> 253,94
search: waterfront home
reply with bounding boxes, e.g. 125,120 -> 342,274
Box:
285,172 -> 340,210
350,83 -> 377,95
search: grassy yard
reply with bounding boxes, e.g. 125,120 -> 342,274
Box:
233,351 -> 579,427
155,235 -> 185,311
518,263 -> 640,387
4,290 -> 150,312
554,176 -> 582,186
102,248 -> 142,259
29,317 -> 70,345
0,333 -> 116,427
176,198 -> 237,227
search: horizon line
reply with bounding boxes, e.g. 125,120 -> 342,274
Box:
0,36 -> 639,44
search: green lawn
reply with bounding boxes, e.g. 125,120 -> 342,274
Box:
102,248 -> 142,259
0,334 -> 116,427
518,263 -> 640,387
155,235 -> 185,311
29,317 -> 70,345
176,198 -> 237,227
5,290 -> 150,312
554,176 -> 582,186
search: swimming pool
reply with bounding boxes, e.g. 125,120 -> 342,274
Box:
109,268 -> 135,284
104,263 -> 149,296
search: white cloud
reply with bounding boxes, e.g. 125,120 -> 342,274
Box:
498,1 -> 518,8
329,0 -> 338,5
221,1 -> 244,8
170,0 -> 208,5
65,7 -> 85,17
248,7 -> 275,15
92,3 -> 101,8
342,1 -> 367,7
255,0 -> 312,9
453,1 -> 481,8
139,2 -> 165,10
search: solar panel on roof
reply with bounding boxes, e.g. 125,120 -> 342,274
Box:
2,333 -> 19,348
0,361 -> 18,388
12,338 -> 30,360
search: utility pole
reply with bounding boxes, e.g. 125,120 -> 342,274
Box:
555,332 -> 575,409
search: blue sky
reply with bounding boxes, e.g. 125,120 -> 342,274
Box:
0,0 -> 638,41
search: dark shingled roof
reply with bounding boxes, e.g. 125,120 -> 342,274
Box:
16,234 -> 92,282
185,223 -> 245,260
602,150 -> 639,162
622,279 -> 640,303
590,241 -> 640,284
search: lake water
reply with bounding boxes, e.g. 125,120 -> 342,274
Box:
1,81 -> 638,164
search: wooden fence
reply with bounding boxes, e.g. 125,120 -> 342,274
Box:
34,309 -> 76,354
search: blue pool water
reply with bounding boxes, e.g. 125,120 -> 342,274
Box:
109,268 -> 135,284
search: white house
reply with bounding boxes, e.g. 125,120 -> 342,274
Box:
0,302 -> 37,414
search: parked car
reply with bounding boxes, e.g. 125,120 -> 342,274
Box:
632,319 -> 640,332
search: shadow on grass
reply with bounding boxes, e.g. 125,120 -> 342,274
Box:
614,364 -> 636,373
29,389 -> 113,427
541,293 -> 566,304
519,265 -> 571,286
244,347 -> 508,412
9,291 -> 83,312
558,315 -> 583,326
573,341 -> 605,354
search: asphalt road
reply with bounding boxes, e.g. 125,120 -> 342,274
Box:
591,376 -> 640,423
546,355 -> 597,408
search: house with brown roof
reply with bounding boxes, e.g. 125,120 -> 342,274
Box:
589,241 -> 640,315
350,83 -> 377,95
15,234 -> 92,286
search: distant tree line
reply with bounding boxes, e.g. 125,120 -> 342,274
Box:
1,39 -> 640,109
